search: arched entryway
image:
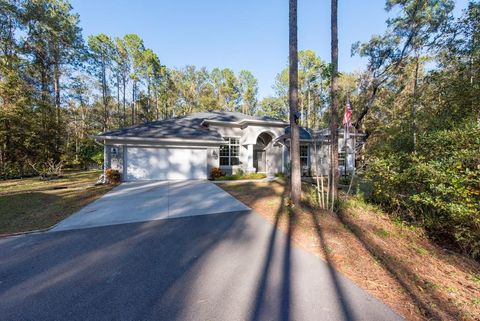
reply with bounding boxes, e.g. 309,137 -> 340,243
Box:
253,132 -> 273,173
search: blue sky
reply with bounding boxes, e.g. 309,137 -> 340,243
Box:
71,0 -> 470,99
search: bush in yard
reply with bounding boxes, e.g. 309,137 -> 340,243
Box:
210,167 -> 223,179
29,160 -> 64,179
77,143 -> 103,168
275,172 -> 286,179
216,172 -> 267,180
105,168 -> 121,184
364,124 -> 480,259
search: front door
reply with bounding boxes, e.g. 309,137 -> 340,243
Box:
254,150 -> 266,172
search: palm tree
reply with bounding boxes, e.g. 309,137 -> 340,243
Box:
289,0 -> 301,205
329,0 -> 339,209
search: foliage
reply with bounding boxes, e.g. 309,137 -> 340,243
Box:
275,172 -> 286,179
343,1 -> 480,261
78,143 -> 103,167
214,173 -> 267,181
267,49 -> 331,127
364,124 -> 480,258
0,0 -> 260,180
210,167 -> 223,179
257,96 -> 287,120
105,168 -> 121,184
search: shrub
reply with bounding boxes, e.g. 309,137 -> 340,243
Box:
29,160 -> 64,179
364,124 -> 480,259
275,172 -> 286,179
78,143 -> 103,167
91,151 -> 104,165
105,168 -> 121,184
215,172 -> 267,181
210,167 -> 223,179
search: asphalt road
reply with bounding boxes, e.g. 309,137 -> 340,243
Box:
0,211 -> 404,321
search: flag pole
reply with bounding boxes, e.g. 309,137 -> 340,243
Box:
343,97 -> 350,178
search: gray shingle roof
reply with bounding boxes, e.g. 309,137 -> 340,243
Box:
98,115 -> 224,141
97,111 -> 286,141
188,111 -> 286,123
284,126 -> 313,140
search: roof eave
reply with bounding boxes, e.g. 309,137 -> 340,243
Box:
202,119 -> 288,127
92,135 -> 226,145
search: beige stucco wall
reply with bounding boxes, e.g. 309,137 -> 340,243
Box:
206,146 -> 220,177
104,144 -> 124,173
103,122 -> 291,179
103,127 -> 360,180
208,123 -> 286,175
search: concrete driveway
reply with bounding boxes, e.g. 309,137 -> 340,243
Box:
52,180 -> 249,232
0,211 -> 404,321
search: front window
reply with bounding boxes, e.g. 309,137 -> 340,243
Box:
339,149 -> 346,167
220,137 -> 240,166
300,145 -> 309,167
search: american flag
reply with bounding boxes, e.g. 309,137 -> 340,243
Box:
342,101 -> 352,127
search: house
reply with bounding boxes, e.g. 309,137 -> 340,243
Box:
94,111 -> 362,181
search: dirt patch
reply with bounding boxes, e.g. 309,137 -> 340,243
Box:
339,198 -> 480,321
218,180 -> 480,321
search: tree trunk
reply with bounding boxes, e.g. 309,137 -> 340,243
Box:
132,81 -> 136,125
40,60 -> 51,160
122,77 -> 126,126
117,75 -> 121,127
53,47 -> 61,161
307,88 -> 311,128
101,61 -> 108,132
155,88 -> 159,120
354,85 -> 378,130
329,0 -> 339,208
412,53 -> 419,152
147,80 -> 151,120
300,97 -> 304,126
53,54 -> 61,126
289,0 -> 301,206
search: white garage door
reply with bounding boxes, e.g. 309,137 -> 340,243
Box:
125,147 -> 207,181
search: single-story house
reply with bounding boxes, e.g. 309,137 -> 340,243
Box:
94,111 -> 362,181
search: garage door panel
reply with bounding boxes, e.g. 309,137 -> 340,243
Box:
126,147 -> 168,181
125,147 -> 206,181
167,149 -> 206,180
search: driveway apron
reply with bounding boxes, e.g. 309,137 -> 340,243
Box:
51,180 -> 249,232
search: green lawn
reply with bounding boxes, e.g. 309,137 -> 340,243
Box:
0,170 -> 114,235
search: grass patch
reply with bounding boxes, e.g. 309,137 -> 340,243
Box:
373,227 -> 390,238
414,246 -> 430,255
0,170 -> 114,234
471,273 -> 480,284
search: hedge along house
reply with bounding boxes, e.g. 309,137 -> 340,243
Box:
94,111 -> 362,181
